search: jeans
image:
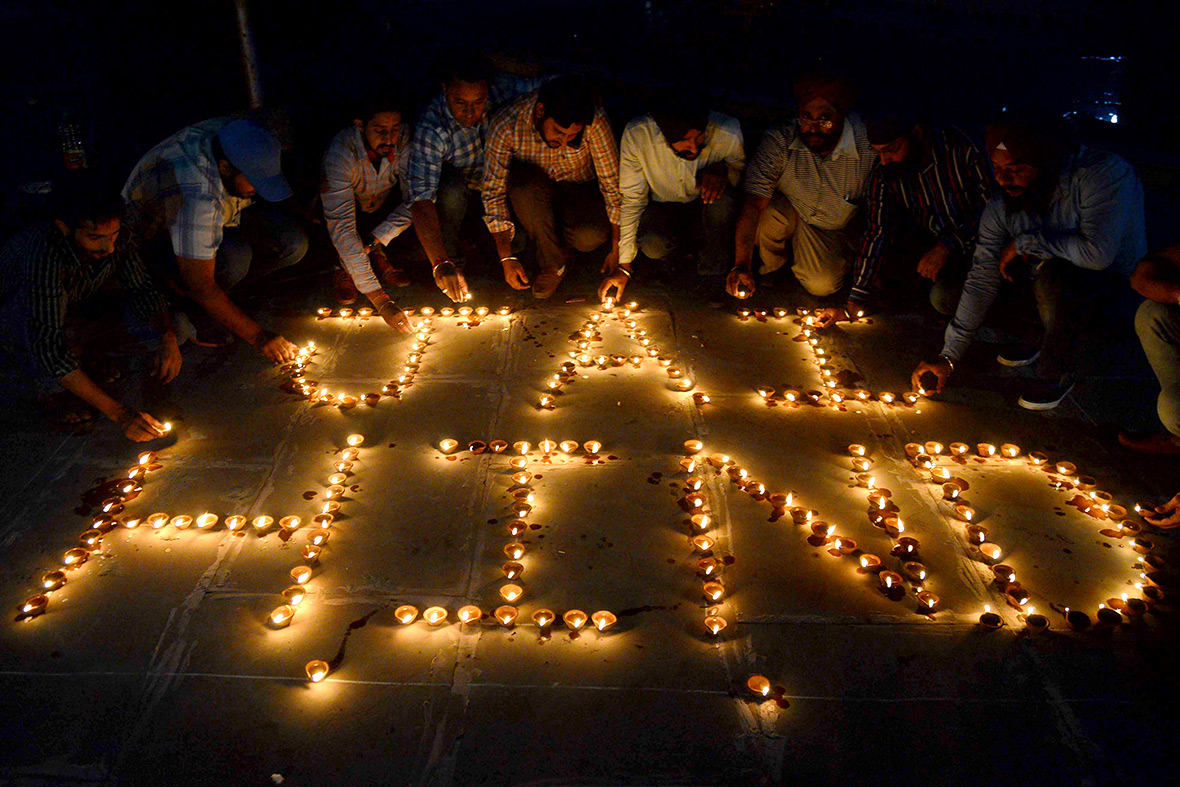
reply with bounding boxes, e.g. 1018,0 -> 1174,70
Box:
215,205 -> 309,290
507,161 -> 610,272
1135,299 -> 1180,437
636,190 -> 739,276
1032,258 -> 1130,382
435,166 -> 481,265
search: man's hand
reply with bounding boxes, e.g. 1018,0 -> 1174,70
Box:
152,333 -> 183,383
115,405 -> 167,442
502,256 -> 530,290
917,243 -> 951,281
598,268 -> 630,302
1144,493 -> 1180,530
378,301 -> 414,333
432,260 -> 470,303
697,169 -> 727,205
911,356 -> 953,395
813,307 -> 849,329
999,240 -> 1022,282
255,329 -> 299,363
726,266 -> 755,299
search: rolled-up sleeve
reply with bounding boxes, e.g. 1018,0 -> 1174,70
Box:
406,123 -> 448,205
941,199 -> 1010,361
617,125 -> 649,266
744,128 -> 787,199
1013,156 -> 1140,271
586,110 -> 622,225
481,121 -> 516,237
322,146 -> 382,294
171,187 -> 223,261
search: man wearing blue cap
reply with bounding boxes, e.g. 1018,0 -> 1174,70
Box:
123,117 -> 308,362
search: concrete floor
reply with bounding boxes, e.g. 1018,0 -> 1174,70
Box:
1,264 -> 1178,786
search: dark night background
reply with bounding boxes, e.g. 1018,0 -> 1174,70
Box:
2,0 -> 1178,244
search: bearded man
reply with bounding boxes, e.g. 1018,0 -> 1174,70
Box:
911,110 -> 1147,410
728,74 -> 877,301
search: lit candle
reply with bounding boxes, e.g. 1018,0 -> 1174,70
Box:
269,605 -> 295,627
878,392 -> 895,404
703,581 -> 725,601
949,442 -> 969,456
1054,461 -> 1076,476
21,594 -> 48,616
691,535 -> 715,553
691,514 -> 712,532
346,434 -> 365,447
591,610 -> 617,632
539,439 -> 557,454
500,584 -> 523,603
954,504 -> 976,522
1000,443 -> 1021,458
848,444 -> 867,457
979,604 -> 1003,629
560,440 -> 579,454
563,609 -> 588,631
305,660 -> 329,682
395,604 -> 419,624
859,554 -> 882,570
979,542 -> 1002,561
584,441 -> 602,455
424,606 -> 448,625
224,515 -> 246,531
976,443 -> 996,457
704,615 -> 727,635
879,571 -> 903,589
491,605 -> 517,627
1028,452 -> 1048,466
290,566 -> 312,584
513,441 -> 531,455
62,547 -> 88,567
279,515 -> 302,532
757,386 -> 775,400
308,530 -> 330,547
504,543 -> 525,560
42,570 -> 66,590
916,591 -> 940,610
931,466 -> 952,481
532,608 -> 555,628
457,605 -> 482,624
282,586 -> 305,606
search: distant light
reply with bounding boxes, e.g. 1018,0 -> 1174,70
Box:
1109,113 -> 1119,124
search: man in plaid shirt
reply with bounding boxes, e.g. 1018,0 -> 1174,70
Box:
123,117 -> 308,362
0,176 -> 179,441
320,97 -> 414,332
481,75 -> 622,300
405,56 -> 541,303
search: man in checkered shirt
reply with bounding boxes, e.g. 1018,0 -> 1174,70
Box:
320,97 -> 415,332
123,117 -> 308,363
481,75 -> 622,300
405,56 -> 541,303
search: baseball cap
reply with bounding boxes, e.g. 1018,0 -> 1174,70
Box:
216,118 -> 292,201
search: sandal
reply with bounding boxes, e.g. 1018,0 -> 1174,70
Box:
38,391 -> 98,429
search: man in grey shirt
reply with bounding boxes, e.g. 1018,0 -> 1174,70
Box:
912,111 -> 1146,411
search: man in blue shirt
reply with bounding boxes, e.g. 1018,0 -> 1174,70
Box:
912,111 -> 1146,410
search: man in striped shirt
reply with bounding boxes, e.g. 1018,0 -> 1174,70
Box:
0,177 -> 178,441
482,75 -> 622,300
813,115 -> 993,326
405,56 -> 541,302
320,98 -> 414,332
123,117 -> 308,363
728,75 -> 877,301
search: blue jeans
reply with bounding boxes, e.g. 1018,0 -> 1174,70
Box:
214,205 -> 309,290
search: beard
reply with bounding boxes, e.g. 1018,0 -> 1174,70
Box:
1001,175 -> 1054,216
801,131 -> 837,153
675,149 -> 700,160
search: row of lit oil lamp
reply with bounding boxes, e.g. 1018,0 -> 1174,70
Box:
872,439 -> 1161,632
740,306 -> 919,411
845,444 -> 943,613
268,434 -> 366,635
282,313 -> 442,408
20,450 -> 165,618
316,304 -> 511,324
538,301 -> 701,411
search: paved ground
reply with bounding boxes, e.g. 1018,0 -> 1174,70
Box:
1,261 -> 1178,786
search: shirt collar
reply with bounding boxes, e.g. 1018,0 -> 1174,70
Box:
789,118 -> 858,161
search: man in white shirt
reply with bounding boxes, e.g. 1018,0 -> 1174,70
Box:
600,99 -> 744,301
320,98 -> 414,332
728,75 -> 877,301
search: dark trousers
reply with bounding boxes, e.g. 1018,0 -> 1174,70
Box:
1030,258 -> 1131,381
636,189 -> 739,276
507,161 -> 610,272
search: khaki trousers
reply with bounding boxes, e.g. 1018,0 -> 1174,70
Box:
755,192 -> 862,296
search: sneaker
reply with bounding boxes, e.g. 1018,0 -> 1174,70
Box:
1118,430 -> 1180,455
532,266 -> 565,300
1017,379 -> 1074,411
371,253 -> 411,288
333,269 -> 359,304
997,345 -> 1041,367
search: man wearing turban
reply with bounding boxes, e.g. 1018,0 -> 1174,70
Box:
729,74 -> 877,301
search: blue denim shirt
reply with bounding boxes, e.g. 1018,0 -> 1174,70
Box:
941,146 -> 1146,361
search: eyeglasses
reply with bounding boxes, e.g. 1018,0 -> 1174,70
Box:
798,116 -> 835,132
